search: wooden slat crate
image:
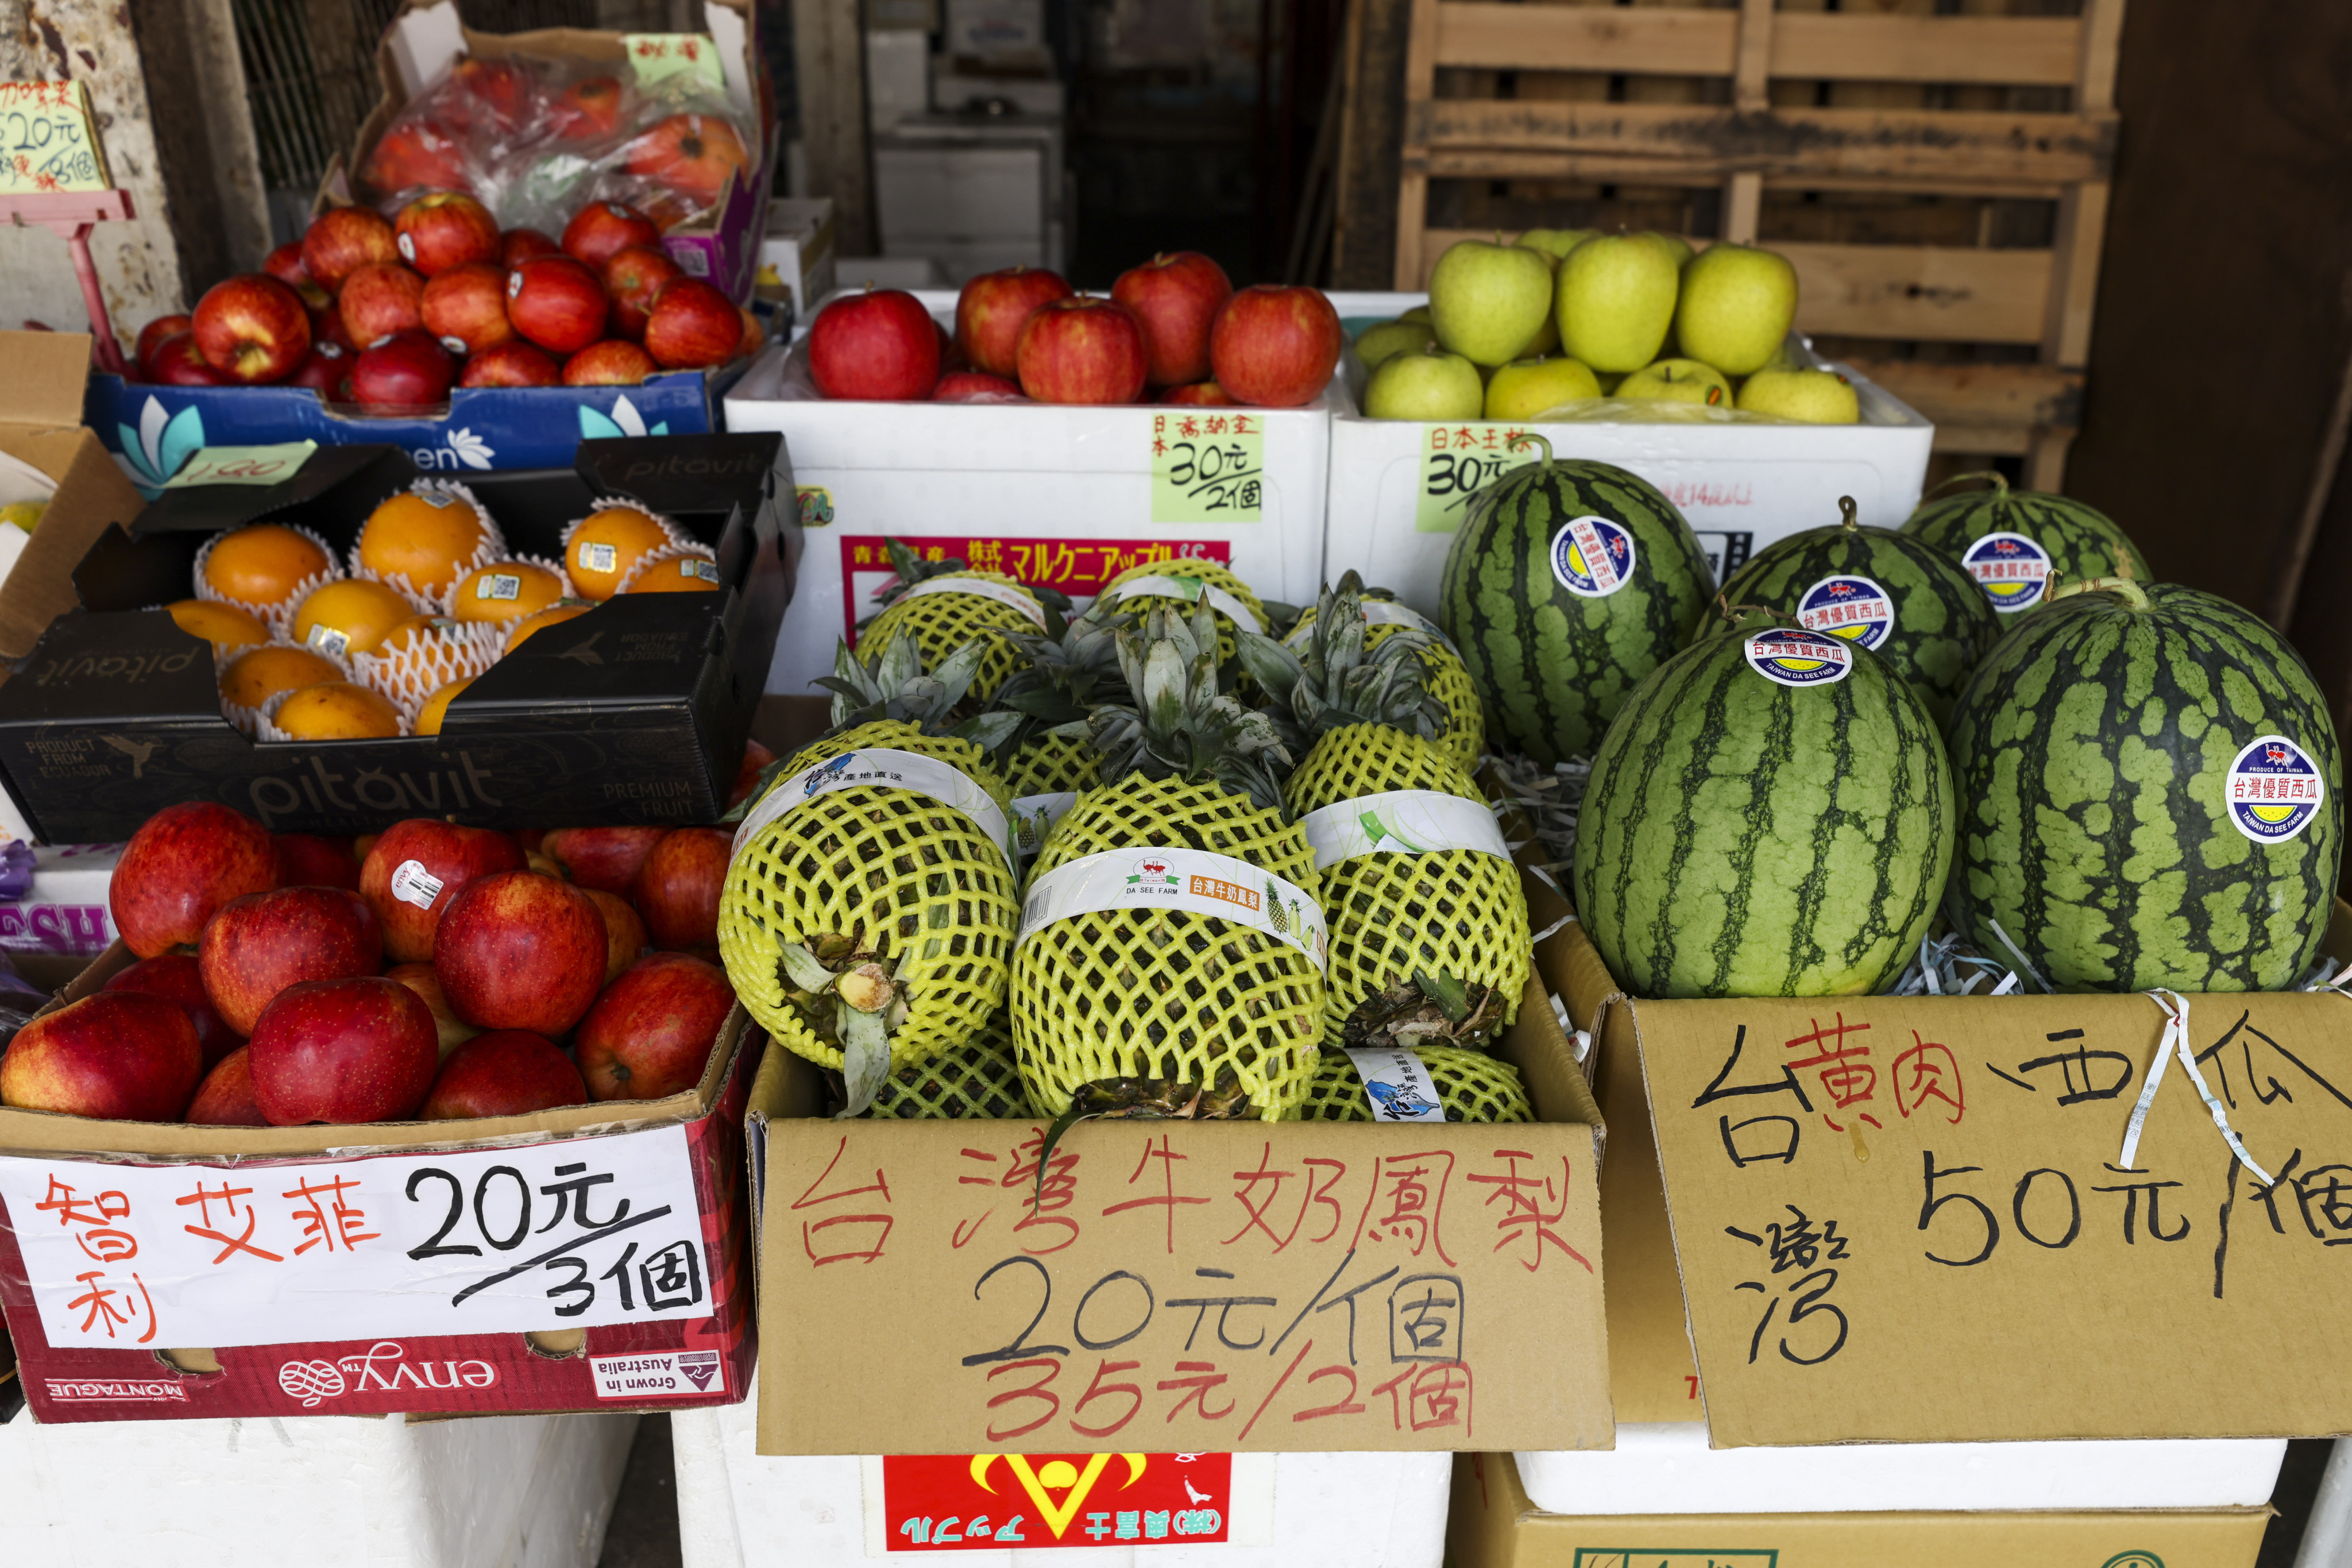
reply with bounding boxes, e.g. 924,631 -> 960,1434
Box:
1393,0 -> 2123,489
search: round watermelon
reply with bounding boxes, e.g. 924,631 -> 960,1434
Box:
1574,611 -> 1955,998
1440,447 -> 1715,765
1903,472 -> 2150,620
1944,576 -> 2342,993
1704,497 -> 1998,727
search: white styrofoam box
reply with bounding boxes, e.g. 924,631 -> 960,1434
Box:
1322,291 -> 1934,617
0,841 -> 123,957
875,118 -> 1068,280
762,198 -> 839,323
1515,1423 -> 2288,1517
673,1368 -> 1448,1567
933,63 -> 1067,117
944,0 -> 1048,60
0,1398 -> 638,1568
866,28 -> 932,130
726,302 -> 1340,698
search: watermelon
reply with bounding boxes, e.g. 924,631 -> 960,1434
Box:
1704,497 -> 1999,726
1903,472 -> 2150,619
1573,611 -> 1955,998
1440,445 -> 1715,764
1944,574 -> 2342,992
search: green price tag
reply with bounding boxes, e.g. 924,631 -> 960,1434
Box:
163,442 -> 318,489
0,81 -> 110,196
1415,422 -> 1539,533
1151,411 -> 1263,524
624,34 -> 727,91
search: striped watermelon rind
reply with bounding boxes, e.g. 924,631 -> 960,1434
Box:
1903,474 -> 2150,616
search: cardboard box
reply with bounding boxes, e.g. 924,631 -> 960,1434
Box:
0,334 -> 146,661
744,868 -> 1613,1458
1448,1451 -> 2271,1568
0,842 -> 122,960
725,296 -> 1339,698
759,197 -> 840,326
1320,293 -> 1933,621
0,434 -> 794,841
0,943 -> 762,1424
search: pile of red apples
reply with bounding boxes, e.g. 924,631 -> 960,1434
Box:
809,253 -> 1345,408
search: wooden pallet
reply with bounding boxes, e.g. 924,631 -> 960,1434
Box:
1392,0 -> 2123,489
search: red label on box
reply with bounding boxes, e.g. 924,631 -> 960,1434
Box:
880,1453 -> 1232,1551
839,536 -> 1234,645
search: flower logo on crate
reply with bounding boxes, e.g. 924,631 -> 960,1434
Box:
115,396 -> 207,497
580,393 -> 669,445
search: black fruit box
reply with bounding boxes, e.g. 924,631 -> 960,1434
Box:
0,434 -> 798,839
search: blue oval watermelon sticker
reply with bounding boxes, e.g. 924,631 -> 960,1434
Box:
1961,531 -> 2053,612
2225,734 -> 2326,844
1743,627 -> 1852,688
1796,574 -> 1895,650
1550,515 -> 1637,598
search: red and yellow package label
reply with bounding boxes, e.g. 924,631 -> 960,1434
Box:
880,1452 -> 1233,1551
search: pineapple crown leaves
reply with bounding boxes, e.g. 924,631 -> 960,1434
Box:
813,634 -> 1022,751
990,601 -> 1137,731
1235,570 -> 1445,750
1068,601 -> 1294,816
866,536 -> 968,612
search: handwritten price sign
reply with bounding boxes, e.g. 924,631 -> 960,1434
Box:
0,81 -> 109,196
1152,414 -> 1264,524
1636,988 -> 2352,1446
1415,423 -> 1538,534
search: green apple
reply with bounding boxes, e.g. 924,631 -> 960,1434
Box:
1428,239 -> 1557,368
1617,357 -> 1732,407
1363,343 -> 1486,421
1400,304 -> 1431,325
1737,368 -> 1859,423
1484,356 -> 1602,420
1640,231 -> 1695,268
1595,370 -> 1624,395
1675,243 -> 1798,376
1555,234 -> 1681,373
1355,319 -> 1437,370
1518,227 -> 1597,262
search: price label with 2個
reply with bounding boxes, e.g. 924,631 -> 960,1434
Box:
1152,413 -> 1263,524
0,80 -> 110,196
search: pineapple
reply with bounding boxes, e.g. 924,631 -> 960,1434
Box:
1011,604 -> 1323,1121
867,1014 -> 1034,1119
992,603 -> 1135,791
1096,558 -> 1268,669
1239,575 -> 1532,1050
719,636 -> 1023,1113
1288,586 -> 1484,769
1297,1045 -> 1533,1123
859,537 -> 1056,702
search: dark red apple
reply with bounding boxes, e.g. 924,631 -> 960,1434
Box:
351,330 -> 456,412
731,738 -> 776,808
1113,252 -> 1232,386
1164,380 -> 1238,405
106,952 -> 244,1069
187,1045 -> 269,1126
310,295 -> 357,353
954,265 -> 1073,379
563,339 -> 656,385
262,242 -> 311,289
561,200 -> 659,272
501,227 -> 561,269
420,1029 -> 588,1119
434,870 -> 607,1034
603,244 -> 683,340
0,992 -> 202,1121
624,114 -> 750,204
581,887 -> 649,983
1209,283 -> 1343,408
301,206 -> 401,291
553,75 -> 624,140
808,288 -> 941,400
284,341 -> 349,393
360,818 -> 530,963
113,802 -> 279,959
134,313 -> 194,377
632,827 -> 729,952
387,961 -> 480,1057
643,278 -> 741,370
338,262 -> 427,347
276,832 -> 360,890
149,333 -> 231,387
361,121 -> 476,199
1016,295 -> 1148,405
198,885 -> 383,1037
395,191 -> 501,276
248,975 -> 439,1125
192,274 -> 312,383
459,339 -> 559,388
542,826 -> 667,894
933,370 -> 1024,402
422,260 -> 515,354
447,55 -> 543,133
574,952 -> 735,1101
507,255 -> 608,354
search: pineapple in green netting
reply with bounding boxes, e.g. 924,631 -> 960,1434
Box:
992,603 -> 1136,798
1095,558 -> 1268,668
1288,588 -> 1484,770
859,537 -> 1063,702
1011,603 -> 1324,1121
719,635 -> 1024,1114
1297,1045 -> 1533,1123
1239,574 -> 1531,1050
867,1013 -> 1034,1118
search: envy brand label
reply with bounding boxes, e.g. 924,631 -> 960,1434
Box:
1343,1046 -> 1449,1122
1961,531 -> 2053,612
2226,734 -> 2327,844
1744,627 -> 1852,688
388,859 -> 445,909
1549,515 -> 1636,598
277,1342 -> 498,1408
590,1349 -> 725,1400
1796,574 -> 1895,650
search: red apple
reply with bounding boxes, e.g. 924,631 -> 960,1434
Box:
459,339 -> 560,388
1016,295 -> 1148,405
395,191 -> 501,277
731,738 -> 776,808
422,261 -> 515,354
420,1029 -> 588,1119
580,887 -> 650,983
387,961 -> 480,1057
644,278 -> 743,370
561,200 -> 660,272
1165,380 -> 1237,405
149,333 -> 231,387
955,265 -> 1073,379
0,992 -> 202,1121
113,801 -> 279,959
603,244 -> 683,339
434,870 -> 607,1034
338,261 -> 427,347
501,227 -> 561,269
553,75 -> 625,140
302,206 -> 401,291
187,1046 -> 269,1126
632,827 -> 729,952
447,55 -> 542,133
573,952 -> 735,1101
276,832 -> 360,890
284,342 -> 349,393
624,114 -> 750,204
933,370 -> 1024,402
1113,252 -> 1232,386
192,274 -> 312,383
1209,283 -> 1343,407
310,294 -> 357,353
360,818 -> 530,963
248,975 -> 439,1125
351,330 -> 456,411
563,339 -> 656,385
106,952 -> 244,1069
739,305 -> 767,361
134,313 -> 194,378
361,122 -> 475,202
507,255 -> 608,354
809,288 -> 941,401
198,885 -> 383,1037
542,825 -> 667,894
262,242 -> 311,289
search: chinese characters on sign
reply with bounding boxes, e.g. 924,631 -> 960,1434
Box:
1415,424 -> 1535,533
0,82 -> 110,196
879,1452 -> 1235,1551
1151,413 -> 1264,523
838,536 -> 1234,650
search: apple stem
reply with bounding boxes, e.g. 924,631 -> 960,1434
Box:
1505,431 -> 1553,467
1838,495 -> 1859,531
1922,468 -> 2009,503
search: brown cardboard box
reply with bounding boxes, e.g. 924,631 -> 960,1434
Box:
1447,1450 -> 2272,1568
0,333 -> 145,661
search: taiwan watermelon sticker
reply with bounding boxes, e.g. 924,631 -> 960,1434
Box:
1796,575 -> 1895,650
2225,734 -> 2327,844
1961,532 -> 2053,612
1744,627 -> 1852,688
1549,516 -> 1637,598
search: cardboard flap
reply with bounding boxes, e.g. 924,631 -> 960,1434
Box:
0,333 -> 94,428
130,445 -> 407,535
0,429 -> 146,658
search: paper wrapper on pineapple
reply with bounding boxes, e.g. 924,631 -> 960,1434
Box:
1297,1042 -> 1534,1123
859,536 -> 1051,703
1098,559 -> 1266,666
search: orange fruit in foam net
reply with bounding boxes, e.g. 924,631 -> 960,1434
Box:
202,524 -> 331,608
376,613 -> 448,656
291,579 -> 418,659
219,645 -> 345,710
565,506 -> 670,601
167,599 -> 270,655
503,603 -> 591,654
357,492 -> 494,597
621,552 -> 720,594
451,560 -> 564,622
415,677 -> 474,736
274,681 -> 403,740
